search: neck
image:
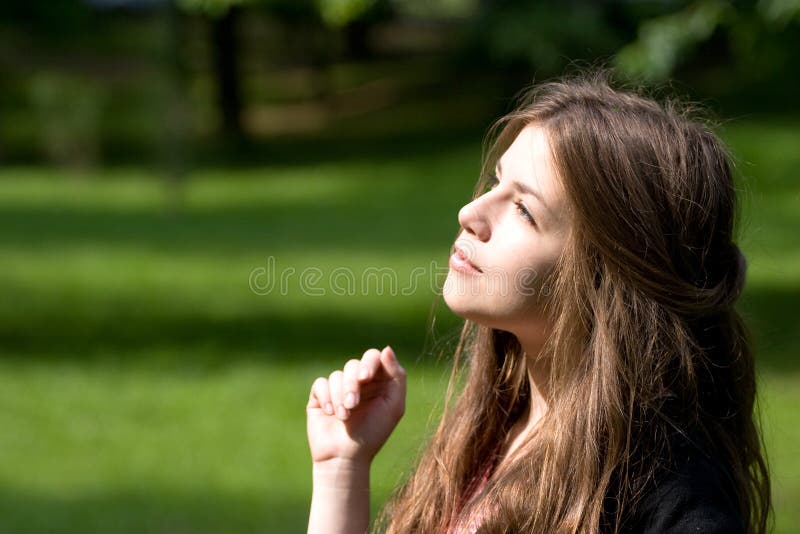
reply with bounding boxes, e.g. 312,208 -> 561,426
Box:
518,326 -> 551,428
501,327 -> 551,460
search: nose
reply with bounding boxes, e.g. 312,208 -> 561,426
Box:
458,197 -> 491,242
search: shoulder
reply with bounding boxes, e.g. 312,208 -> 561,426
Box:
623,438 -> 745,534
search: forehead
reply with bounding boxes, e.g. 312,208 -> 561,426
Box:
497,125 -> 566,223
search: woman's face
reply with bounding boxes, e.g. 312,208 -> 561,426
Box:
443,125 -> 570,336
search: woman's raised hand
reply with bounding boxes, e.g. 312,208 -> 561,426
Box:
306,346 -> 406,465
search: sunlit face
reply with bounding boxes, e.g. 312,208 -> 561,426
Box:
443,125 -> 570,336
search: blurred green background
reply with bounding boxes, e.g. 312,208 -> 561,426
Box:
0,1 -> 798,532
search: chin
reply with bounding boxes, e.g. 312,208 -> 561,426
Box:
443,286 -> 546,337
443,273 -> 477,317
443,292 -> 502,330
443,288 -> 478,318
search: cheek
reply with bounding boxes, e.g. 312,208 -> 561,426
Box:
515,259 -> 554,293
507,249 -> 560,305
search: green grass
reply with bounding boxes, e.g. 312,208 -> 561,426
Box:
0,355 -> 450,533
0,116 -> 797,532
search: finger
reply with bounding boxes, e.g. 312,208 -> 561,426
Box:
328,370 -> 348,420
308,377 -> 334,415
342,359 -> 361,409
380,346 -> 407,420
358,349 -> 382,381
380,346 -> 406,381
357,380 -> 389,403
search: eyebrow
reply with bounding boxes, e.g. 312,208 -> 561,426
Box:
495,161 -> 555,220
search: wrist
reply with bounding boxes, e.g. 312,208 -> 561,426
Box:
308,458 -> 371,534
312,457 -> 370,492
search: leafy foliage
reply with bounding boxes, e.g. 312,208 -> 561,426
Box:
615,0 -> 800,80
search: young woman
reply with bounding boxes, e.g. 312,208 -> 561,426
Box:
305,71 -> 771,533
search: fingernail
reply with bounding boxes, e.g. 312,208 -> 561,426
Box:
344,392 -> 356,409
337,405 -> 349,420
325,402 -> 334,415
385,346 -> 395,359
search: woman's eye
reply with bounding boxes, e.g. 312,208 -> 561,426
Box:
515,201 -> 536,226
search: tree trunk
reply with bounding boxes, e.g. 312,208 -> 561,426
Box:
211,5 -> 244,143
163,0 -> 189,210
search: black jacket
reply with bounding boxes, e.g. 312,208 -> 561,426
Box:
621,438 -> 744,533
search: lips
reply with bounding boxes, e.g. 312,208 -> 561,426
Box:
450,244 -> 483,274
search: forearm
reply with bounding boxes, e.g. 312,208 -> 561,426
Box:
308,459 -> 371,534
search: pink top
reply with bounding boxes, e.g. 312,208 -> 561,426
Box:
447,450 -> 500,533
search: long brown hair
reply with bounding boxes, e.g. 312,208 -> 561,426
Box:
379,70 -> 771,533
